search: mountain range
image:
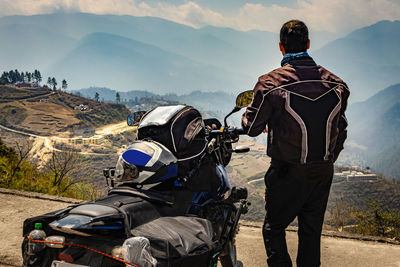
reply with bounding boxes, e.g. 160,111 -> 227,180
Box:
0,13 -> 399,100
76,87 -> 236,115
341,83 -> 400,179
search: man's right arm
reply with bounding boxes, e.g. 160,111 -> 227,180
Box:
241,78 -> 273,137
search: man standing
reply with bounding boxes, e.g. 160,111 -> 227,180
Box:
241,20 -> 349,267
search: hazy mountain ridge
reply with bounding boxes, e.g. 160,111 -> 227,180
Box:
51,32 -> 251,93
313,20 -> 400,102
342,83 -> 400,178
75,87 -> 235,115
0,23 -> 76,71
1,13 -> 398,99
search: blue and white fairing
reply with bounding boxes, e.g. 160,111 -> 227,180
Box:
115,140 -> 178,187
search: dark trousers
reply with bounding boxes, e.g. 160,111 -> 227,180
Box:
263,160 -> 333,267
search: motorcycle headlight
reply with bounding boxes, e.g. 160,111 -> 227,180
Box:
115,156 -> 139,183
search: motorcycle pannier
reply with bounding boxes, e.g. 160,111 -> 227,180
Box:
131,216 -> 216,267
137,105 -> 207,171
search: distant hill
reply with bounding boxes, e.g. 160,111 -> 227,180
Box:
0,86 -> 130,136
313,20 -> 400,102
341,83 -> 400,178
75,87 -> 237,115
49,32 -> 251,93
0,23 -> 76,71
3,13 -> 396,99
77,87 -> 157,102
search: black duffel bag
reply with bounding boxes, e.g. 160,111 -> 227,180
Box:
131,216 -> 217,267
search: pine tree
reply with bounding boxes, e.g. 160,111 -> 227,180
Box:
47,77 -> 52,88
15,69 -> 21,83
36,70 -> 42,84
94,92 -> 100,102
62,79 -> 67,90
116,92 -> 121,103
26,72 -> 31,82
51,77 -> 57,90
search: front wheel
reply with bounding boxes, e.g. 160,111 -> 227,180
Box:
220,240 -> 239,267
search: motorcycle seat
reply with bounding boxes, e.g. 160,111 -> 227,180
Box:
69,204 -> 119,218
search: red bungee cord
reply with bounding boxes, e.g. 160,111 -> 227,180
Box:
26,235 -> 140,267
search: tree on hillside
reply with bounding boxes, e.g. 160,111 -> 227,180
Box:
46,149 -> 82,193
14,69 -> 21,83
116,92 -> 121,103
51,77 -> 57,90
26,72 -> 31,82
8,70 -> 16,83
33,70 -> 42,84
62,79 -> 68,90
0,76 -> 7,85
2,140 -> 33,187
47,77 -> 52,88
94,92 -> 100,102
0,72 -> 9,84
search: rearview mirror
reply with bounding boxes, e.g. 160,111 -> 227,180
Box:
235,90 -> 253,108
127,111 -> 147,126
223,90 -> 254,127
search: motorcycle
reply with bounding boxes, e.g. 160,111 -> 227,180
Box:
22,90 -> 254,267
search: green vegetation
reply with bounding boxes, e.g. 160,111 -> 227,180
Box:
328,199 -> 400,240
0,138 -> 97,200
0,69 -> 42,84
353,201 -> 400,240
47,77 -> 58,90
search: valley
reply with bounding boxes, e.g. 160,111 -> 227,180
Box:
2,85 -> 400,227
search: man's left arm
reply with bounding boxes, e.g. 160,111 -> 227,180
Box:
332,83 -> 350,162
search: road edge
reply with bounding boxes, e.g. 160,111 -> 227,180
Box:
239,221 -> 400,245
0,188 -> 83,204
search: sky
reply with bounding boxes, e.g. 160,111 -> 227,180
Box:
0,0 -> 400,33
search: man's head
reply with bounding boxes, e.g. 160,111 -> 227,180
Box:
279,20 -> 310,55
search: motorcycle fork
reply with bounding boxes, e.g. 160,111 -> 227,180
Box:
218,204 -> 236,246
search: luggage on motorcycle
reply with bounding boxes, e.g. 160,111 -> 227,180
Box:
115,140 -> 179,187
137,105 -> 221,193
137,105 -> 207,166
131,216 -> 216,267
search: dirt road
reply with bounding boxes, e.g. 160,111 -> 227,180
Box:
1,189 -> 400,267
95,121 -> 132,136
0,121 -> 124,158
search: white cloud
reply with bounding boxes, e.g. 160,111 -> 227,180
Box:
0,0 -> 399,33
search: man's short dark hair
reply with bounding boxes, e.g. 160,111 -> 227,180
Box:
280,20 -> 309,53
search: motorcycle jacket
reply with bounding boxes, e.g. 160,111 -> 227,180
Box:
242,57 -> 350,164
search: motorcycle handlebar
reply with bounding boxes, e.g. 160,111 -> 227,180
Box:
210,127 -> 246,136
